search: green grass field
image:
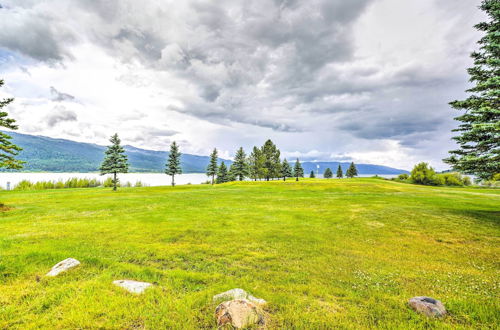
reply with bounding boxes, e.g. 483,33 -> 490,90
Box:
0,178 -> 499,329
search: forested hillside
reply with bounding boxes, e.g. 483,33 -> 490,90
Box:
1,132 -> 408,174
1,132 -> 228,172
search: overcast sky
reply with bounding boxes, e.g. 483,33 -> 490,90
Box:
0,0 -> 486,170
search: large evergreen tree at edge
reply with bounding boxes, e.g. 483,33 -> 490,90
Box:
444,0 -> 500,180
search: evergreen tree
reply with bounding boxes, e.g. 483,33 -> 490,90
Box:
165,141 -> 182,186
444,0 -> 500,181
294,158 -> 304,181
248,146 -> 264,181
206,148 -> 218,185
100,133 -> 129,191
336,164 -> 343,178
228,163 -> 237,182
310,170 -> 315,178
324,167 -> 333,178
232,147 -> 248,181
346,162 -> 358,178
0,79 -> 23,170
281,158 -> 292,181
261,139 -> 281,180
216,161 -> 229,184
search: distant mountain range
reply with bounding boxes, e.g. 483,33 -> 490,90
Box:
0,132 -> 409,174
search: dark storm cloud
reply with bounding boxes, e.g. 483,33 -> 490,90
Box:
50,86 -> 76,102
46,106 -> 77,127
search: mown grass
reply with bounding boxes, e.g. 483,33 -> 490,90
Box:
0,178 -> 498,329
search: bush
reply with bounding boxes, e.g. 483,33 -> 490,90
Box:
103,177 -> 116,188
462,176 -> 472,186
440,173 -> 464,186
14,177 -> 104,190
410,163 -> 437,185
398,173 -> 409,180
14,180 -> 33,190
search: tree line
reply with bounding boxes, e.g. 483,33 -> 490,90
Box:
99,136 -> 360,189
206,139 -> 358,185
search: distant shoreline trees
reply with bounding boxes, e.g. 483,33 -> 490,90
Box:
100,133 -> 129,191
206,141 -> 313,184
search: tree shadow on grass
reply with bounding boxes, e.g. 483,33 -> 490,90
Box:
447,209 -> 500,227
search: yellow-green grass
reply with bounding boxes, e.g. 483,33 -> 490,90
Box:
0,178 -> 498,329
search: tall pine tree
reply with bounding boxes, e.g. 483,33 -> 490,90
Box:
281,158 -> 292,181
100,133 -> 129,191
346,162 -> 358,178
232,147 -> 248,181
0,79 -> 23,170
165,141 -> 182,186
309,170 -> 315,178
324,167 -> 333,178
206,148 -> 218,185
261,139 -> 281,180
294,158 -> 304,181
336,164 -> 343,178
444,0 -> 500,180
248,146 -> 264,181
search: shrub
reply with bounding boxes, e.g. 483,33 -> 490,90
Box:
103,177 -> 115,188
14,178 -> 103,190
429,175 -> 445,186
410,163 -> 437,185
398,173 -> 409,180
15,180 -> 33,190
462,176 -> 472,186
440,173 -> 464,186
134,181 -> 143,187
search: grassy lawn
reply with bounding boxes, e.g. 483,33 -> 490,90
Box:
0,178 -> 499,329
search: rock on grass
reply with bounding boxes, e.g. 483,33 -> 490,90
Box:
113,280 -> 152,294
46,258 -> 80,277
215,299 -> 265,328
213,288 -> 267,305
408,296 -> 447,317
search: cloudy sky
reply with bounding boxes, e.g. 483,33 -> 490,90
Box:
0,0 -> 486,170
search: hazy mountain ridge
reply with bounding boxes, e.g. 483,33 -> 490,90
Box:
1,132 -> 409,174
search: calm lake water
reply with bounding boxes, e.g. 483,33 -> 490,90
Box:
0,172 -> 397,189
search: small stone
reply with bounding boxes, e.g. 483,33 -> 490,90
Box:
213,288 -> 267,305
46,258 -> 80,277
113,280 -> 152,294
409,296 -> 447,317
215,299 -> 264,328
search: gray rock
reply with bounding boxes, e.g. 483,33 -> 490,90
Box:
213,288 -> 267,305
46,258 -> 80,277
408,296 -> 447,317
215,299 -> 264,328
113,280 -> 152,294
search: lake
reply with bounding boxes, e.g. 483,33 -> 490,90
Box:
0,172 -> 398,189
